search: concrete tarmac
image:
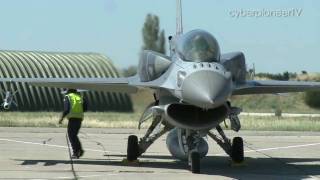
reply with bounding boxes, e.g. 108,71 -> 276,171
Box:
0,127 -> 319,180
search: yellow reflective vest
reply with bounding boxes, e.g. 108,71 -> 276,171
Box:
66,93 -> 84,119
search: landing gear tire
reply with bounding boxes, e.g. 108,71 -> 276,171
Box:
231,137 -> 244,163
127,135 -> 139,161
190,151 -> 200,174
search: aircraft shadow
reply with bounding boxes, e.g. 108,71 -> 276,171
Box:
15,155 -> 320,179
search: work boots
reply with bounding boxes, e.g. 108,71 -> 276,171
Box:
71,149 -> 85,159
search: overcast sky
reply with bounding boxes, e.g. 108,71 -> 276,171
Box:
0,0 -> 319,73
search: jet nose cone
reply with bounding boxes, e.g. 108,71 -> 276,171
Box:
181,70 -> 231,109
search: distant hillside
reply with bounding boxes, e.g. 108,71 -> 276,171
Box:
232,93 -> 320,113
237,72 -> 320,113
295,73 -> 320,82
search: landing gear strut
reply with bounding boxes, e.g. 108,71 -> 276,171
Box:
226,102 -> 242,132
177,129 -> 204,174
208,125 -> 244,163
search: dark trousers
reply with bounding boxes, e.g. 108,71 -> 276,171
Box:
67,118 -> 83,154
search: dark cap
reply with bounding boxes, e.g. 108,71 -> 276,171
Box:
67,89 -> 77,93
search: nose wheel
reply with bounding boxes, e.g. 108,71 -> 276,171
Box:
183,131 -> 203,174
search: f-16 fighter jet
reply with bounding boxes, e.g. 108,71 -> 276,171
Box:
2,0 -> 320,173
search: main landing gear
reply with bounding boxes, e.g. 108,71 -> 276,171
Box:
208,125 -> 244,163
190,151 -> 200,173
127,135 -> 139,161
127,115 -> 172,161
231,136 -> 244,163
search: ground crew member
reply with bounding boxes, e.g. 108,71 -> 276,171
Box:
59,89 -> 87,159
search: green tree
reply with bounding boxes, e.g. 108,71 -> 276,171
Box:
158,30 -> 166,54
142,14 -> 166,54
304,90 -> 320,109
303,76 -> 320,108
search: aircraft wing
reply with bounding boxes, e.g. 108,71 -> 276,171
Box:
233,80 -> 320,95
0,78 -> 139,93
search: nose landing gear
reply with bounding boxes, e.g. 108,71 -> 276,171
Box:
185,132 -> 202,174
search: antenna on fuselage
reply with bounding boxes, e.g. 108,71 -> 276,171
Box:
176,0 -> 183,35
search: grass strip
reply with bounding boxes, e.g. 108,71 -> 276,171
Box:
0,112 -> 319,131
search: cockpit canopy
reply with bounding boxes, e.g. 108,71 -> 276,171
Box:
177,30 -> 220,62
